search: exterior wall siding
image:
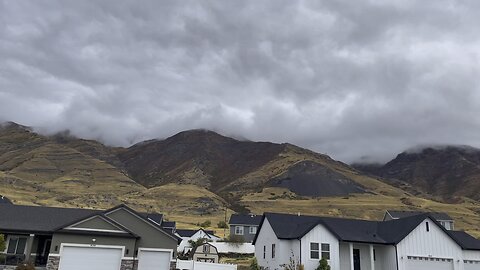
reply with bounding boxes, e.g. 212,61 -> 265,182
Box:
229,225 -> 257,242
396,218 -> 463,270
300,224 -> 339,270
373,245 -> 397,270
254,219 -> 301,270
339,243 -> 351,270
106,208 -> 177,255
71,216 -> 122,231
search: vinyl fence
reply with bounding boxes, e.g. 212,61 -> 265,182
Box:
176,260 -> 237,270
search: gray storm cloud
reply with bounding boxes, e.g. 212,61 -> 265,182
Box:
1,0 -> 480,163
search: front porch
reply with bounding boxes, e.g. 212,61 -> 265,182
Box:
339,242 -> 396,270
1,234 -> 52,269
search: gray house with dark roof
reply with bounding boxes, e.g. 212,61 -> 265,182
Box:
0,204 -> 179,270
384,210 -> 455,230
228,214 -> 262,243
254,212 -> 480,270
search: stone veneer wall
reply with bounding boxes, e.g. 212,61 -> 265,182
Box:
121,259 -> 135,270
46,256 -> 60,270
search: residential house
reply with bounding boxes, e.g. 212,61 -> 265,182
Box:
384,210 -> 455,230
228,214 -> 261,243
253,212 -> 480,270
176,229 -> 220,254
0,204 -> 180,270
191,243 -> 219,263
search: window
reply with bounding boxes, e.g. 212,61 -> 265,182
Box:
202,245 -> 210,253
310,242 -> 319,259
249,226 -> 257,234
272,244 -> 276,258
426,222 -> 430,232
263,246 -> 266,259
235,226 -> 244,235
6,236 -> 27,255
321,243 -> 330,260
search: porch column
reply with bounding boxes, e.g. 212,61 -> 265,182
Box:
349,243 -> 354,270
369,245 -> 375,270
24,234 -> 35,262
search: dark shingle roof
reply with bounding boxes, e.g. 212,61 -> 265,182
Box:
255,212 -> 464,248
144,213 -> 163,225
0,196 -> 12,204
176,229 -> 215,238
229,214 -> 262,226
0,204 -> 100,233
448,231 -> 480,250
387,210 -> 452,221
162,221 -> 176,228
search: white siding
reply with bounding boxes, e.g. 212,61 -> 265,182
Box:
373,245 -> 397,270
463,250 -> 480,261
255,218 -> 299,270
300,224 -> 339,270
397,218 -> 464,270
339,243 -> 351,270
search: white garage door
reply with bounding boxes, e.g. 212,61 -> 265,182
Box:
59,246 -> 123,270
465,260 -> 480,270
137,250 -> 171,270
406,256 -> 453,270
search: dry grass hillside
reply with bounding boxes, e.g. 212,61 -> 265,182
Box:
1,122 -> 480,237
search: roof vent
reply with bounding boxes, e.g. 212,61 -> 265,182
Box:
297,212 -> 301,216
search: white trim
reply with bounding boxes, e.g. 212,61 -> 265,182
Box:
64,227 -> 128,234
59,243 -> 127,259
138,247 -> 175,262
105,207 -> 178,242
65,215 -> 129,234
234,226 -> 244,235
4,234 -> 28,255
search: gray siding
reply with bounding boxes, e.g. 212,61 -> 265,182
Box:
71,216 -> 121,231
229,225 -> 258,242
106,208 -> 177,256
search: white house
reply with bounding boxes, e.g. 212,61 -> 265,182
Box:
176,229 -> 221,254
253,212 -> 480,270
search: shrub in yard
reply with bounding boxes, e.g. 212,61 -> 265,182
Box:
249,257 -> 260,270
316,258 -> 331,270
217,220 -> 228,228
16,262 -> 35,270
200,220 -> 211,227
225,234 -> 244,244
281,253 -> 304,270
0,234 -> 5,252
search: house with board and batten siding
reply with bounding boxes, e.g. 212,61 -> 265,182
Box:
253,212 -> 480,270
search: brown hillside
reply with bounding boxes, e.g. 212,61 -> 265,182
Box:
354,146 -> 480,201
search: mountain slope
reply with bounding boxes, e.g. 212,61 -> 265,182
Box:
353,146 -> 480,201
2,122 -> 480,237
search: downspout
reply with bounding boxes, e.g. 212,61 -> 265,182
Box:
298,238 -> 302,265
394,245 -> 399,270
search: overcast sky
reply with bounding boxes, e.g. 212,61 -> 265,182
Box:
1,0 -> 480,163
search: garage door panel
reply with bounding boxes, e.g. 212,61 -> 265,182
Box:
406,256 -> 453,270
59,246 -> 123,270
465,261 -> 480,270
138,250 -> 171,270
